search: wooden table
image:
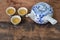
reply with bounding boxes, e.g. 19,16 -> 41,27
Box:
0,0 -> 60,40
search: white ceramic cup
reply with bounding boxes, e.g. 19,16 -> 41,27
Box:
17,7 -> 28,16
11,15 -> 21,25
6,7 -> 16,16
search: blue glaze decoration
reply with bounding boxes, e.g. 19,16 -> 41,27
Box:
31,2 -> 53,24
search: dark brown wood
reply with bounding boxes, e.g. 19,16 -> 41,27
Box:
0,0 -> 60,40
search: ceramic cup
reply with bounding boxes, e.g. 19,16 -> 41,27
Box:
6,7 -> 16,16
26,2 -> 57,25
18,7 -> 28,16
11,15 -> 21,25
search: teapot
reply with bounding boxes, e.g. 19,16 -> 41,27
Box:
26,2 -> 57,25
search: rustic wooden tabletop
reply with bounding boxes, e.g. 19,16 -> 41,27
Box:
0,0 -> 60,40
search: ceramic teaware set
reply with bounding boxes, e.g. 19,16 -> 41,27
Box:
6,7 -> 28,25
6,2 -> 57,25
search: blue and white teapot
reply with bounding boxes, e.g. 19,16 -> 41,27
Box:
26,2 -> 57,25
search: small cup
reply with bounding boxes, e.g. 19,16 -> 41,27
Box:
6,7 -> 16,16
11,15 -> 21,25
17,7 -> 28,16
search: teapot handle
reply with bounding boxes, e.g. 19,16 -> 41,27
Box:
43,15 -> 57,25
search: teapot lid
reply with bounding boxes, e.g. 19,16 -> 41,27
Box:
31,2 -> 53,16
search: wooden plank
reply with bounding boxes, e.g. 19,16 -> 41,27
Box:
0,0 -> 60,40
0,0 -> 60,23
0,0 -> 10,22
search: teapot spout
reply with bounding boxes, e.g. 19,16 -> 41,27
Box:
26,14 -> 31,17
26,12 -> 36,21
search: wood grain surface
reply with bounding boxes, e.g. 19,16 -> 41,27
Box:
0,0 -> 60,40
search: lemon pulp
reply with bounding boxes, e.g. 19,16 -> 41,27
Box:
7,9 -> 15,15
